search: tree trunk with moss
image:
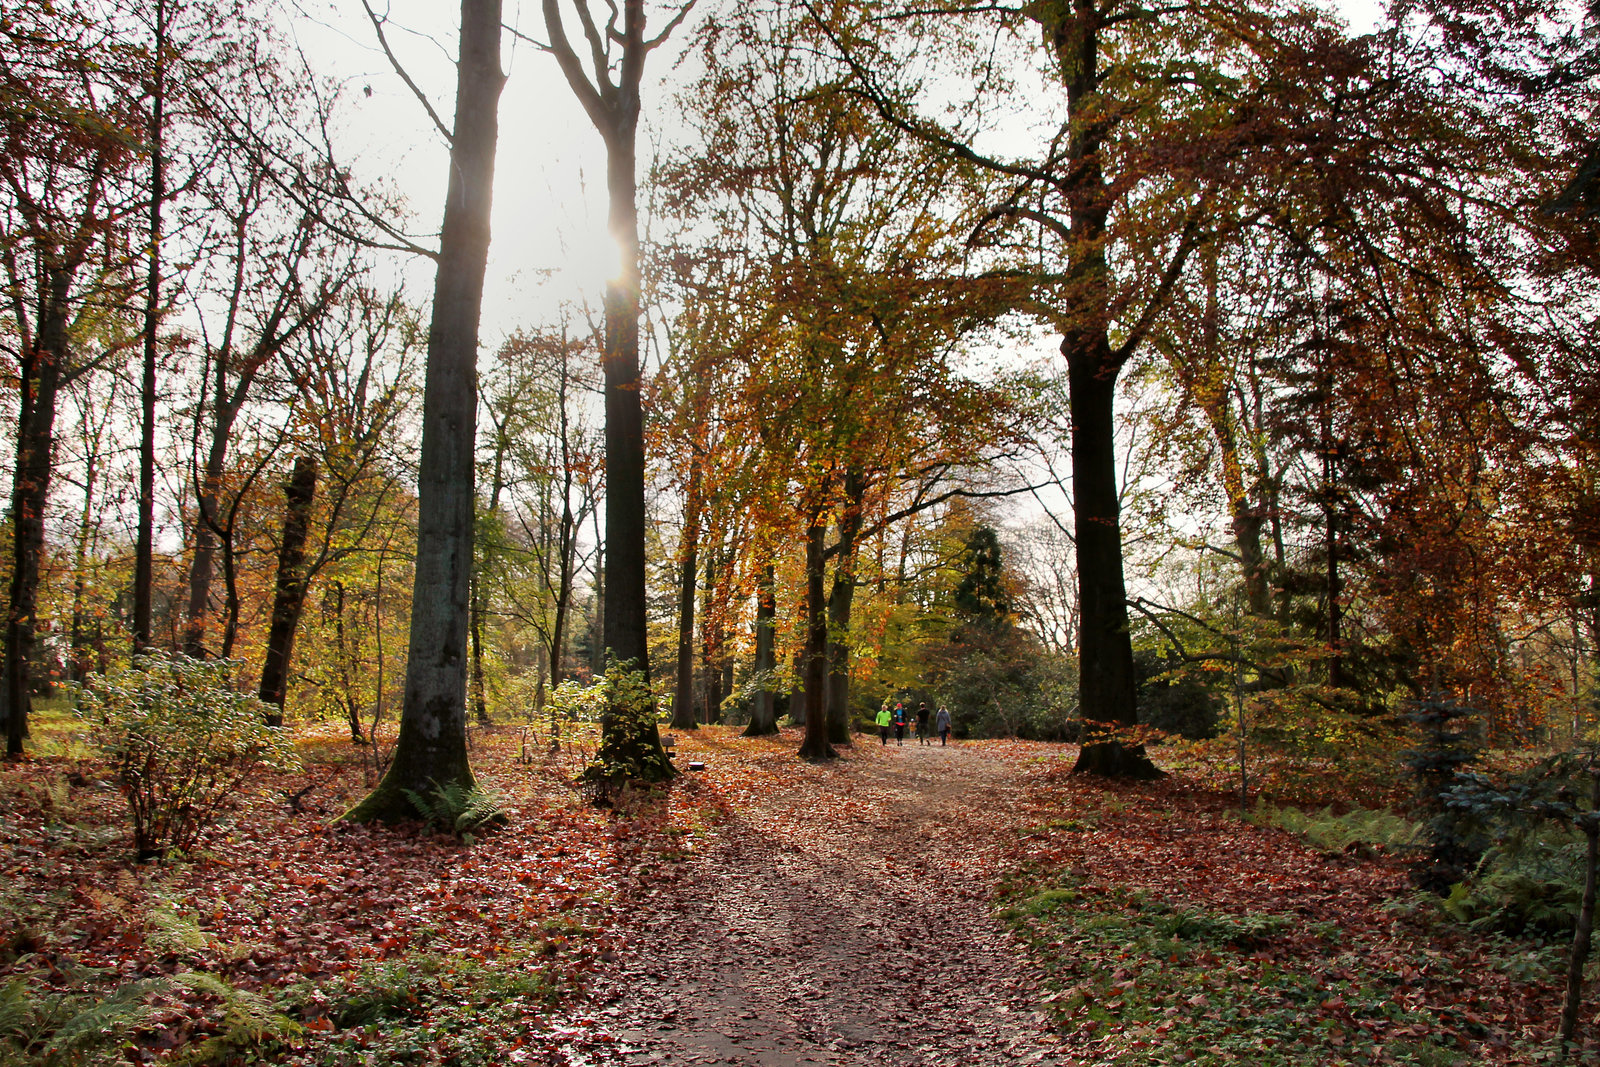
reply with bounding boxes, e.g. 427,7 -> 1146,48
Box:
344,0 -> 503,822
744,563 -> 779,736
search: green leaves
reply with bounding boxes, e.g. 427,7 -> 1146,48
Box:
73,653 -> 301,859
400,780 -> 505,836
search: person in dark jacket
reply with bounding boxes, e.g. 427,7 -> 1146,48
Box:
916,702 -> 931,745
892,703 -> 908,745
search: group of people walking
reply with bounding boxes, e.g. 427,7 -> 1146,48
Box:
875,700 -> 951,746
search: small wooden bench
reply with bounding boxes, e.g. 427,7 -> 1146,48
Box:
661,734 -> 677,760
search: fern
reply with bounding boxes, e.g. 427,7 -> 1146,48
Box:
0,972 -> 168,1066
169,972 -> 301,1065
1258,802 -> 1423,854
0,980 -> 30,1046
402,780 -> 503,834
145,904 -> 212,958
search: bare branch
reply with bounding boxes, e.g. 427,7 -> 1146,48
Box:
362,0 -> 453,144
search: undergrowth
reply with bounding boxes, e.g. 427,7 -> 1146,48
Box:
996,871 -> 1509,1065
281,944 -> 571,1066
1254,802 -> 1424,855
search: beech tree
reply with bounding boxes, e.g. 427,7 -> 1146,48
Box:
664,0 -> 1030,759
345,0 -> 504,821
0,1 -> 143,755
542,0 -> 693,781
813,0 -> 1401,776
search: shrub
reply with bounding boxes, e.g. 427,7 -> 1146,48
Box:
583,660 -> 673,789
74,654 -> 300,860
1403,692 -> 1485,892
1134,649 -> 1221,740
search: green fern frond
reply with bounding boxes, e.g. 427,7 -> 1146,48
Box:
403,780 -> 503,834
0,979 -> 32,1043
145,904 -> 212,956
43,977 -> 168,1057
170,971 -> 301,1064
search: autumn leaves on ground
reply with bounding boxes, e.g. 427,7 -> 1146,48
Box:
0,725 -> 1578,1067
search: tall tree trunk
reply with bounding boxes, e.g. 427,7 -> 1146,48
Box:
593,122 -> 670,775
69,418 -> 105,683
183,397 -> 243,658
590,553 -> 606,678
797,520 -> 836,760
470,569 -> 490,724
344,0 -> 504,821
744,564 -> 779,736
826,470 -> 866,745
544,0 -> 674,783
132,0 -> 166,655
2,265 -> 70,755
258,455 -> 318,724
331,581 -> 364,743
1029,1 -> 1160,779
1067,346 -> 1161,779
700,544 -> 723,725
673,456 -> 702,729
1321,381 -> 1345,690
549,506 -> 574,690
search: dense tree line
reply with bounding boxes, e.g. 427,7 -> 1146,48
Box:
0,0 -> 1594,799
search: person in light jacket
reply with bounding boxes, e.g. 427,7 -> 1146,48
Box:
935,706 -> 952,746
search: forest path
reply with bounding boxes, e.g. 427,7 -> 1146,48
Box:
575,735 -> 1073,1067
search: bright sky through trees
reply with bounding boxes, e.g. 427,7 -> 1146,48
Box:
290,0 -> 1384,348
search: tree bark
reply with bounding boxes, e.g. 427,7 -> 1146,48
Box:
2,265 -> 70,755
745,563 -> 779,736
1067,345 -> 1161,779
673,455 -> 702,728
826,470 -> 866,745
543,0 -> 673,781
344,0 -> 504,821
1560,774 -> 1600,1051
258,455 -> 318,724
797,520 -> 837,760
132,0 -> 167,656
700,544 -> 724,725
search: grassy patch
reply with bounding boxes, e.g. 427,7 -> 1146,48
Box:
284,944 -> 570,1066
998,876 -> 1472,1066
1254,802 -> 1423,856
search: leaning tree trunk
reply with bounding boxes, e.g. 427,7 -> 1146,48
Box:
344,0 -> 504,822
797,520 -> 836,760
258,455 -> 318,725
2,265 -> 70,756
183,392 -> 247,658
744,563 -> 779,736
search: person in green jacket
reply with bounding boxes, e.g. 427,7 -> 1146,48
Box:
876,703 -> 893,745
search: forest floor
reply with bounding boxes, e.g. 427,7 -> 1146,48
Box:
573,732 -> 1071,1066
0,720 -> 1585,1066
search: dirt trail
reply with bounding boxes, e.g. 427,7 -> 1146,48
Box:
577,739 -> 1072,1066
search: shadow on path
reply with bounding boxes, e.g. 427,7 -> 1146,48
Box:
575,741 -> 1072,1066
